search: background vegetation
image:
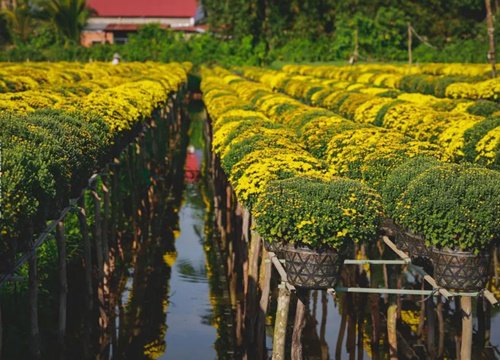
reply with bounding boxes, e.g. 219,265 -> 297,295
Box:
0,0 -> 499,65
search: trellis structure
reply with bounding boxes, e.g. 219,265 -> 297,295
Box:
267,236 -> 498,360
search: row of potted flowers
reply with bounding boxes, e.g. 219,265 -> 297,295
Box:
238,66 -> 500,169
202,66 -> 500,291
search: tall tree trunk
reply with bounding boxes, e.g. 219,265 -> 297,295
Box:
55,221 -> 67,357
486,0 -> 497,77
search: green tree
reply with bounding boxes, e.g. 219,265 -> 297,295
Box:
41,0 -> 91,44
1,0 -> 36,43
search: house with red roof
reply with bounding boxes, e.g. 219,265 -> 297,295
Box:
82,0 -> 205,47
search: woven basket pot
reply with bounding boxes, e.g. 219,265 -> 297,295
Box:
431,248 -> 491,292
282,244 -> 345,289
263,239 -> 285,258
394,225 -> 429,259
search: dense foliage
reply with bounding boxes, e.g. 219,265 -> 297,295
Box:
394,164 -> 500,252
254,177 -> 382,249
0,61 -> 190,261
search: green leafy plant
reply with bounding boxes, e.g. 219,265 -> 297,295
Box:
394,163 -> 500,252
381,156 -> 441,217
254,176 -> 382,249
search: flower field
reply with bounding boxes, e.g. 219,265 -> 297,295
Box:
202,64 -> 500,254
0,62 -> 191,265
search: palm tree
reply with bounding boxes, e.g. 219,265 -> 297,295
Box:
43,0 -> 91,44
1,0 -> 36,43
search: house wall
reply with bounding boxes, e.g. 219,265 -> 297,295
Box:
81,31 -> 114,47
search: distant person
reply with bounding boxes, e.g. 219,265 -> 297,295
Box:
112,53 -> 121,65
185,145 -> 200,183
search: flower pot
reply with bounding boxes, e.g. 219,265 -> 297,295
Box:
431,248 -> 491,292
263,239 -> 285,258
394,224 -> 429,259
282,244 -> 346,289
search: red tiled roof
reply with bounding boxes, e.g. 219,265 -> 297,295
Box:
87,0 -> 198,18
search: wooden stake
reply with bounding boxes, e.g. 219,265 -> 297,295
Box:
257,249 -> 272,359
55,221 -> 67,356
291,290 -> 307,360
272,283 -> 291,360
77,199 -> 93,311
246,230 -> 261,344
387,304 -> 398,359
0,295 -> 3,358
460,296 -> 473,360
28,245 -> 41,359
437,298 -> 445,358
486,0 -> 497,77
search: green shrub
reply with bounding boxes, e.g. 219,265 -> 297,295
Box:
462,116 -> 500,163
254,176 -> 382,249
467,100 -> 500,117
381,156 -> 441,217
394,163 -> 500,252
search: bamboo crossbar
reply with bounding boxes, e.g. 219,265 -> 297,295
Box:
343,259 -> 408,265
334,287 -> 482,297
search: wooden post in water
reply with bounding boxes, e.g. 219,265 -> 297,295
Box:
461,296 -> 473,360
0,295 -> 3,358
77,199 -> 93,310
55,221 -> 67,356
291,289 -> 307,360
246,230 -> 261,344
437,298 -> 445,358
77,197 -> 93,360
387,304 -> 398,360
273,283 -> 291,360
426,296 -> 436,357
257,248 -> 272,359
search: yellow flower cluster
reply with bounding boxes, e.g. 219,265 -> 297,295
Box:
201,66 -> 326,206
282,63 -> 495,101
446,77 -> 500,100
0,62 -> 190,132
240,65 -> 494,162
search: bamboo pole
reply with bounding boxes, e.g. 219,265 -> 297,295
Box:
272,283 -> 291,360
291,290 -> 307,360
55,221 -> 67,356
460,296 -> 473,360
